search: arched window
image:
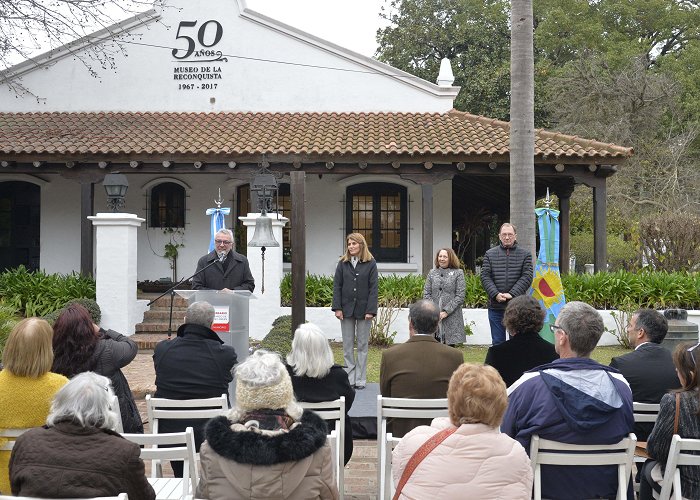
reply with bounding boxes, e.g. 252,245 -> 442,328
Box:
150,182 -> 185,228
346,183 -> 407,262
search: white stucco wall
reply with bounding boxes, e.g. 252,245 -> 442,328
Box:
0,0 -> 456,112
40,176 -> 82,274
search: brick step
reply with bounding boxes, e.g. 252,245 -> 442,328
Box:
130,333 -> 172,350
142,310 -> 187,320
141,295 -> 190,308
135,320 -> 185,332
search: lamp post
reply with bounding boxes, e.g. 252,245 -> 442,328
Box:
103,173 -> 129,213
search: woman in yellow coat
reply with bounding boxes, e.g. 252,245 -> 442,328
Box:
0,318 -> 68,494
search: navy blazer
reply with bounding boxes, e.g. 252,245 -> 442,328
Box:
331,259 -> 378,318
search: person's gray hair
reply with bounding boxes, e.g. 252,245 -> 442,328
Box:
287,323 -> 334,378
47,372 -> 118,430
557,301 -> 604,357
229,350 -> 303,421
409,299 -> 440,336
215,228 -> 234,241
186,301 -> 215,327
635,309 -> 668,344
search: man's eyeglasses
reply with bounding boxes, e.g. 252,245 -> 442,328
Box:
549,324 -> 564,334
215,239 -> 232,245
687,343 -> 700,365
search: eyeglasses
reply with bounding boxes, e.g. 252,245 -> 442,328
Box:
687,343 -> 700,364
214,239 -> 232,245
549,324 -> 565,334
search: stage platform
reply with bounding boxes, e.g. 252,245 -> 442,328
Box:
349,383 -> 379,439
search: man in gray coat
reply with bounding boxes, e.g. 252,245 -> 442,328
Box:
480,223 -> 533,345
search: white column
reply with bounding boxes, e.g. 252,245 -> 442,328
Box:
88,213 -> 144,335
240,212 -> 288,340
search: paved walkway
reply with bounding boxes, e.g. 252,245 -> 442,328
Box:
126,352 -> 378,499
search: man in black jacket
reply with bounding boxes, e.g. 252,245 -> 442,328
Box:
191,229 -> 255,292
609,308 -> 680,440
153,301 -> 237,476
480,223 -> 533,345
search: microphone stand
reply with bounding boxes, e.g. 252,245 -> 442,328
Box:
147,258 -> 221,338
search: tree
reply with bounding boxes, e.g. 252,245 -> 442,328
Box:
0,0 -> 160,95
509,0 -> 536,259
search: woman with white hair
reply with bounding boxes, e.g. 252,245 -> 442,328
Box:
286,323 -> 355,464
197,350 -> 339,500
9,372 -> 155,500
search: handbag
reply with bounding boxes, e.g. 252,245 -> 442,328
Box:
392,427 -> 457,500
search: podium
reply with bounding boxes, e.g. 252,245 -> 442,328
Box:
175,289 -> 255,403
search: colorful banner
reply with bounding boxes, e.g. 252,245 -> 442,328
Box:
205,207 -> 231,252
530,207 -> 566,343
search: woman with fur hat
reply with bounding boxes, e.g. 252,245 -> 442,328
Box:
196,350 -> 339,500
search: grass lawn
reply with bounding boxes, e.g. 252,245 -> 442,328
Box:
331,343 -> 631,384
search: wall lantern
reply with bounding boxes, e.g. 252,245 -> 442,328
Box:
103,173 -> 129,212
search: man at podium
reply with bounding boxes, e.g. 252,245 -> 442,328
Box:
192,229 -> 255,292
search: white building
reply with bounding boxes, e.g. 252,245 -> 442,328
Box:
0,0 -> 629,289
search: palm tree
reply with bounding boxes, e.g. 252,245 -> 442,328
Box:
509,0 -> 536,260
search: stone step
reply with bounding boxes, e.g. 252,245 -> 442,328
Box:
135,320 -> 185,332
130,333 -> 172,350
142,309 -> 187,320
142,295 -> 190,308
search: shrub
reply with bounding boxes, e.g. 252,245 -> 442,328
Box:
640,212 -> 700,272
0,303 -> 21,358
0,266 -> 95,317
570,233 -> 639,272
260,315 -> 293,358
64,298 -> 101,324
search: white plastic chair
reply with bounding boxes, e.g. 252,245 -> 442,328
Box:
122,427 -> 197,500
529,433 -> 637,500
633,402 -> 661,492
653,434 -> 700,500
0,427 -> 29,451
376,396 -> 449,500
299,397 -> 346,499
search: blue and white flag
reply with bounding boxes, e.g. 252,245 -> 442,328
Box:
205,207 -> 230,252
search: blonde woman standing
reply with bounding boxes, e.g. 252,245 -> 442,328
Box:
332,233 -> 378,389
423,248 -> 466,346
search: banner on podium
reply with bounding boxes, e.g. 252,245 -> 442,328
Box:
212,306 -> 230,331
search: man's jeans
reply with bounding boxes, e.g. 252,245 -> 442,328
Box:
488,308 -> 506,345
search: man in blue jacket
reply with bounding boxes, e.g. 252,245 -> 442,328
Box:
502,301 -> 634,500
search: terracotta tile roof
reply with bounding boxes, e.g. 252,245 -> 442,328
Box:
0,110 -> 632,160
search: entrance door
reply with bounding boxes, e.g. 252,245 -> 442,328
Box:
0,182 -> 40,271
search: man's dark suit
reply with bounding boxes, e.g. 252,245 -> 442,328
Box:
610,342 -> 680,440
379,335 -> 463,438
191,250 -> 255,291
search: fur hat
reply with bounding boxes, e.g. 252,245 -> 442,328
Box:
236,369 -> 293,412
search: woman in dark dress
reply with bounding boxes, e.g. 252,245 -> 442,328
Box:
484,295 -> 558,387
286,323 -> 355,465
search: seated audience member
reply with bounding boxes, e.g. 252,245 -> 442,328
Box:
9,372 -> 155,500
392,363 -> 533,499
153,300 -> 237,477
640,343 -> 700,500
610,308 -> 680,441
380,299 -> 464,438
197,350 -> 339,500
484,295 -> 558,386
502,301 -> 634,500
0,318 -> 68,494
286,322 -> 355,465
52,303 -> 143,432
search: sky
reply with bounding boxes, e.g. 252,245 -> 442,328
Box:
245,0 -> 389,57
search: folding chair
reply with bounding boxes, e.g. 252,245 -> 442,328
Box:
654,435 -> 700,500
146,393 -> 228,475
0,427 -> 30,451
633,402 -> 661,492
110,394 -> 124,433
122,427 -> 197,500
529,433 -> 637,500
376,396 -> 449,500
299,397 -> 346,499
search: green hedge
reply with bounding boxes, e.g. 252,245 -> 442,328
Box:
0,266 -> 96,317
280,271 -> 700,310
259,315 -> 293,358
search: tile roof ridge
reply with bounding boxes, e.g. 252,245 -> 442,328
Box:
536,127 -> 633,155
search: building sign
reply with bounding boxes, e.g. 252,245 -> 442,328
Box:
172,20 -> 228,90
